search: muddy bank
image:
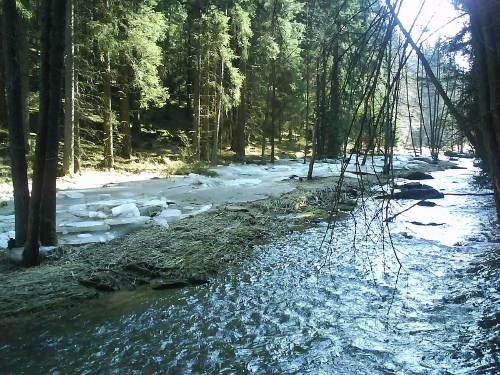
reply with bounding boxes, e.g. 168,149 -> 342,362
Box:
0,158 -> 459,324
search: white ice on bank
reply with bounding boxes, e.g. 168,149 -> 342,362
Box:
58,221 -> 111,234
111,203 -> 140,218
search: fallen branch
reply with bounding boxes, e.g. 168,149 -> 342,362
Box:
384,200 -> 427,222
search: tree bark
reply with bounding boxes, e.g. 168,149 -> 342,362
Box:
212,55 -> 224,163
465,0 -> 500,221
74,95 -> 81,174
270,61 -> 276,163
307,55 -> 322,180
0,17 -> 8,142
2,0 -> 30,246
234,57 -> 247,162
39,0 -> 67,246
17,3 -> 30,150
118,62 -> 131,159
327,37 -> 341,157
24,0 -> 66,264
63,0 -> 75,175
103,49 -> 113,169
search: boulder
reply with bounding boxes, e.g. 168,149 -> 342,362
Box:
404,171 -> 434,180
389,189 -> 444,200
410,221 -> 445,226
395,182 -> 432,190
377,183 -> 444,200
417,201 -> 437,207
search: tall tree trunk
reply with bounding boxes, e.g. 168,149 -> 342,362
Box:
212,56 -> 224,163
74,75 -> 81,174
17,3 -> 30,150
74,101 -> 81,174
0,18 -> 8,142
24,0 -> 67,264
2,0 -> 30,246
40,0 -> 66,246
193,53 -> 201,160
103,49 -> 113,169
465,0 -> 500,221
327,37 -> 341,157
261,84 -> 271,163
307,55 -> 321,180
234,59 -> 247,162
118,62 -> 131,159
63,0 -> 75,175
316,47 -> 328,159
270,61 -> 276,163
303,0 -> 313,164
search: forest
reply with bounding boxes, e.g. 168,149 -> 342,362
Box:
0,0 -> 499,372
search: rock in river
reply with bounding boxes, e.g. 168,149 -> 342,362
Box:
377,183 -> 444,200
404,171 -> 434,180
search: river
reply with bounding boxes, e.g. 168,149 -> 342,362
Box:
1,158 -> 499,374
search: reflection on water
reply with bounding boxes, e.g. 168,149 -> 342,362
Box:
1,159 -> 499,374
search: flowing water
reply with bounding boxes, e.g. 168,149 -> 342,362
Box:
1,159 -> 499,374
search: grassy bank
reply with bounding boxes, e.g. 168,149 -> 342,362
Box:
0,175 -> 356,324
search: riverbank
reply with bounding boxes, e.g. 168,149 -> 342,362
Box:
0,157 -> 459,324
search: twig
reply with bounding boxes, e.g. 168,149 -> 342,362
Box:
384,199 -> 426,222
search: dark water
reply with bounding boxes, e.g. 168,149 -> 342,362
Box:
1,159 -> 499,374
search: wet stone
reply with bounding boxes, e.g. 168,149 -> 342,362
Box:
404,171 -> 434,180
417,201 -> 437,207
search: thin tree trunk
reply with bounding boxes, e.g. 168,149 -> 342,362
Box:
74,95 -> 81,173
2,0 -> 30,247
17,5 -> 30,150
270,61 -> 276,163
235,59 -> 247,162
118,62 -> 131,159
63,0 -> 75,175
103,49 -> 113,169
193,53 -> 201,160
327,37 -> 341,157
212,56 -> 224,163
307,55 -> 321,180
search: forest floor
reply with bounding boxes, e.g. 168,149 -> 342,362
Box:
0,153 -> 459,326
